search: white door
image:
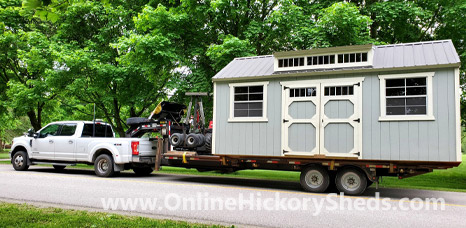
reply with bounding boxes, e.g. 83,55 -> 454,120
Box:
282,84 -> 320,155
281,78 -> 363,158
320,81 -> 362,157
54,123 -> 78,161
31,124 -> 60,160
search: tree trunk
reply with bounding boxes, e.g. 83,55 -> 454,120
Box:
27,110 -> 41,131
112,98 -> 125,137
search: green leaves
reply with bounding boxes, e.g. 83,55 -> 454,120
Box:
206,35 -> 254,72
318,2 -> 373,46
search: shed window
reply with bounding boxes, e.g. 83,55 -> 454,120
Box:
229,82 -> 269,122
385,78 -> 427,115
378,72 -> 435,121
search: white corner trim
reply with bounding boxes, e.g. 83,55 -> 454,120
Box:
212,82 -> 217,154
378,72 -> 435,121
455,68 -> 461,162
229,81 -> 269,122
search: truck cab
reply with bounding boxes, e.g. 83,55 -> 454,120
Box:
10,121 -> 157,177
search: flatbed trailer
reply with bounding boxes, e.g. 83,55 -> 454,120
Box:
156,149 -> 460,195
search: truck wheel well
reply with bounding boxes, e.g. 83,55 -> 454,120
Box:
92,149 -> 113,163
11,146 -> 27,157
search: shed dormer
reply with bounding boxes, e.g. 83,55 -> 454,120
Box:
273,44 -> 374,72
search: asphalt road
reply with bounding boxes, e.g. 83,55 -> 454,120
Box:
1,164 -> 466,227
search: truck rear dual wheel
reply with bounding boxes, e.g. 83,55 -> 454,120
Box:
94,154 -> 115,177
12,151 -> 29,171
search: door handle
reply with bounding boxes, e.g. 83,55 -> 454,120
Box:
68,140 -> 73,144
353,118 -> 361,123
49,140 -> 54,143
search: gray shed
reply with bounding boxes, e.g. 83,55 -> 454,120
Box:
212,40 -> 461,162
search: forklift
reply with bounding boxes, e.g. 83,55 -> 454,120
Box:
125,92 -> 212,154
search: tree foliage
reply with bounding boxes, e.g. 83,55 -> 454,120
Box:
0,0 -> 465,138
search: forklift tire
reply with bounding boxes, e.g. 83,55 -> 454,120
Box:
126,117 -> 149,125
205,133 -> 212,152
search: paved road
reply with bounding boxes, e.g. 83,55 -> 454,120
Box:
1,164 -> 466,227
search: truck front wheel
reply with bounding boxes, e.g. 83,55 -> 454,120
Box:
300,165 -> 330,193
12,151 -> 29,171
335,167 -> 367,195
94,154 -> 115,177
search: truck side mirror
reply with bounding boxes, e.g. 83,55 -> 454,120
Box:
27,128 -> 36,138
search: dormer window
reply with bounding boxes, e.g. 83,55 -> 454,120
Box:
278,57 -> 305,68
274,44 -> 373,71
337,52 -> 368,63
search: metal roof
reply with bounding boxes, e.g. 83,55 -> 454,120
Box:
212,40 -> 460,80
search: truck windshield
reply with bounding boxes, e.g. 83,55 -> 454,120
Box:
82,124 -> 113,137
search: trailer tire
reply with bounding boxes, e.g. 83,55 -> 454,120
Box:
12,151 -> 29,171
300,165 -> 330,193
94,154 -> 115,177
335,167 -> 367,195
126,117 -> 149,125
133,167 -> 154,176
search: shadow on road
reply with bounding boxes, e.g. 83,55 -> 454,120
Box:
21,166 -> 466,202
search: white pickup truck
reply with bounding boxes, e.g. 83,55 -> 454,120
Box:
10,121 -> 157,177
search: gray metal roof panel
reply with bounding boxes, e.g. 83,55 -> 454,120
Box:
213,40 -> 460,80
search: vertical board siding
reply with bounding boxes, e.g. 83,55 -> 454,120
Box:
214,69 -> 457,161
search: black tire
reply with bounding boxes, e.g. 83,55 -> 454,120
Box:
186,133 -> 199,147
94,154 -> 115,177
335,167 -> 367,195
300,165 -> 330,193
53,165 -> 66,171
169,133 -> 185,147
133,167 -> 154,176
205,133 -> 212,152
126,117 -> 149,125
12,151 -> 29,171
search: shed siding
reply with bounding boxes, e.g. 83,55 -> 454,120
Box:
214,69 -> 457,161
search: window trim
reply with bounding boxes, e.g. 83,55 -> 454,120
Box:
378,72 -> 435,121
228,81 -> 269,122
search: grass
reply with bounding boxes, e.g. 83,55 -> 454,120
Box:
0,149 -> 10,159
0,202 -> 224,227
1,154 -> 464,193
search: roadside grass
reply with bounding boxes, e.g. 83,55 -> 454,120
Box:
1,155 -> 464,193
0,149 -> 10,159
0,202 -> 224,227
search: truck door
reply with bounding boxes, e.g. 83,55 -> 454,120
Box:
54,123 -> 78,161
31,124 -> 60,160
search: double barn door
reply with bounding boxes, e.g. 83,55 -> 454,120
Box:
281,78 -> 363,158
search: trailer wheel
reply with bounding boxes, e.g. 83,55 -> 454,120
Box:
300,165 -> 330,193
335,167 -> 367,195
